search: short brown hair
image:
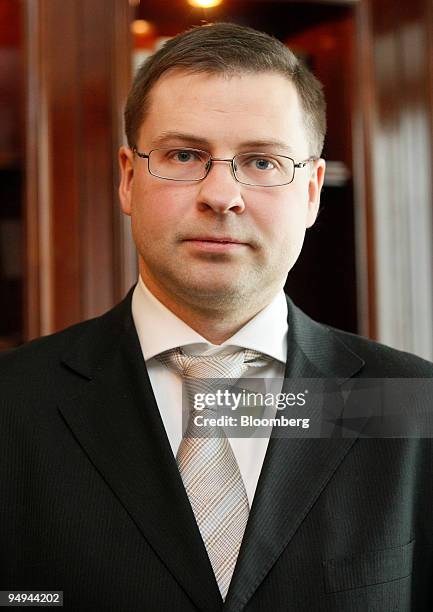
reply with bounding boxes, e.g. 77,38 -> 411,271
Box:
124,22 -> 326,156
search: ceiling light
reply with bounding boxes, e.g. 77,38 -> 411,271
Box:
131,20 -> 153,36
187,0 -> 223,8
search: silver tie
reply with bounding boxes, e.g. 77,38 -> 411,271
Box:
157,347 -> 269,599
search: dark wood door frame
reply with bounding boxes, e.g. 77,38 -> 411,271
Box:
24,0 -> 133,339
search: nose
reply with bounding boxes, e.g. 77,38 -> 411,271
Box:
196,159 -> 246,215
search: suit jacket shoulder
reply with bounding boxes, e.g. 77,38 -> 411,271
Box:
327,325 -> 433,377
286,296 -> 433,378
0,289 -> 134,403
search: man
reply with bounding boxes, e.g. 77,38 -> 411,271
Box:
1,22 -> 433,612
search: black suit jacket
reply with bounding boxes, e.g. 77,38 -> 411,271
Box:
1,288 -> 433,611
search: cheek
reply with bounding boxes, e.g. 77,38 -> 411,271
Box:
252,195 -> 309,271
131,181 -> 185,236
253,195 -> 308,241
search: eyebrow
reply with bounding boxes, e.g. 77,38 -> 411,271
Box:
149,131 -> 297,156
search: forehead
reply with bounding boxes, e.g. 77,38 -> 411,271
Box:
139,70 -> 309,154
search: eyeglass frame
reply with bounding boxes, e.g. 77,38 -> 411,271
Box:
132,147 -> 319,187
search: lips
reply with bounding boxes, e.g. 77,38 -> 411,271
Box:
184,236 -> 247,244
182,236 -> 249,253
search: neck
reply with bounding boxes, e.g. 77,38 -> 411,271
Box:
159,303 -> 259,345
140,275 -> 275,345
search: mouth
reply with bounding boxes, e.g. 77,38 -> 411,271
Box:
183,236 -> 249,253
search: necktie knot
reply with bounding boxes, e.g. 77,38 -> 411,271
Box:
156,347 -> 270,380
156,348 -> 270,413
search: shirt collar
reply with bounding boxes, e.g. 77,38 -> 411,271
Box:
131,276 -> 287,364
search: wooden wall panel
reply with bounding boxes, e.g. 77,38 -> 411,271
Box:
352,0 -> 377,338
48,2 -> 81,329
358,0 -> 433,359
24,0 -> 133,338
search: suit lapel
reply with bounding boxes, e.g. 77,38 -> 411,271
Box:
224,299 -> 366,612
58,290 -> 222,612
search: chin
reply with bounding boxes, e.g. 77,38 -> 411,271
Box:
179,279 -> 252,307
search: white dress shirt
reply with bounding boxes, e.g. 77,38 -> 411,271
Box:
131,276 -> 288,507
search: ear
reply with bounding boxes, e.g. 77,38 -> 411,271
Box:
306,158 -> 326,228
118,146 -> 135,216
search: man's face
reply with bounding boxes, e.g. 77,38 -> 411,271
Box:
119,70 -> 325,316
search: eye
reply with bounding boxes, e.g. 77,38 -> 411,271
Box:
253,158 -> 275,171
174,150 -> 194,163
167,149 -> 203,163
239,154 -> 280,171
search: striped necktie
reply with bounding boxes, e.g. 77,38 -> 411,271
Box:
156,347 -> 269,600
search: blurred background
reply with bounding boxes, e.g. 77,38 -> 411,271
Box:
0,0 -> 432,360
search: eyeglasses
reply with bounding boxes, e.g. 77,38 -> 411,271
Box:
132,147 -> 318,187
